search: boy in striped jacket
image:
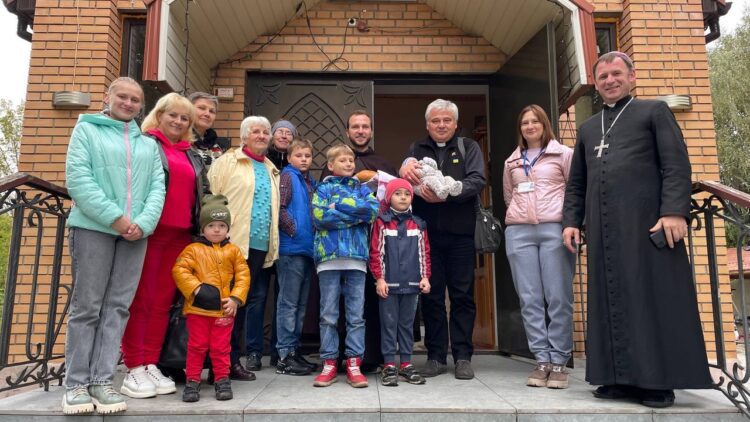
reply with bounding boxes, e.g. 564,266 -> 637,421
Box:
369,178 -> 431,387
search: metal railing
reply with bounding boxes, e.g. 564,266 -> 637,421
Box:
690,180 -> 750,418
0,173 -> 70,393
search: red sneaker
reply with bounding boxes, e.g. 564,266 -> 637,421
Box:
313,359 -> 338,387
345,357 -> 368,388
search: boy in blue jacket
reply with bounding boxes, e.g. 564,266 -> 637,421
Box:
276,139 -> 318,376
312,144 -> 379,388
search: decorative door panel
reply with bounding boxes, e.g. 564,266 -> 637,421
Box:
246,75 -> 374,179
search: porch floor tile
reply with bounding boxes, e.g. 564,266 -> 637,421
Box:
0,355 -> 741,421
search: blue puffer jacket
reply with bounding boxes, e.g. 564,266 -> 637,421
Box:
66,113 -> 166,236
312,176 -> 379,264
279,165 -> 316,257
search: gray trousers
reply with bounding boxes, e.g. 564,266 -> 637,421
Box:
379,293 -> 419,363
505,223 -> 575,365
64,227 -> 147,389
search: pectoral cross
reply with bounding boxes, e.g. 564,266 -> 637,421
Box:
594,138 -> 609,158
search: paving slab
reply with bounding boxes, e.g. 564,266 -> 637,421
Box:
0,354 -> 742,421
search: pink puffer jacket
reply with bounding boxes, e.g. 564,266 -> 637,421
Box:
503,140 -> 573,225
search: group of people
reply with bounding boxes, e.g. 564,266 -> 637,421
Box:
61,76 -> 484,414
61,50 -> 712,416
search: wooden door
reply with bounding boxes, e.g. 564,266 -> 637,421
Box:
472,126 -> 496,349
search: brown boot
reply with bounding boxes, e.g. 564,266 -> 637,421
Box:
526,362 -> 551,387
547,364 -> 569,389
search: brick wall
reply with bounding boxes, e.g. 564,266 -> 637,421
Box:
7,0 -> 734,364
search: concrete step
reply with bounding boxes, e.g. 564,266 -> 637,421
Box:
0,355 -> 742,421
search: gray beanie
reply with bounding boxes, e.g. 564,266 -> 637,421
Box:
271,120 -> 298,138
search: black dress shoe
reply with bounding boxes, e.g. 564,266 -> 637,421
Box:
230,363 -> 256,381
593,384 -> 634,399
294,352 -> 319,371
638,388 -> 675,408
245,352 -> 262,371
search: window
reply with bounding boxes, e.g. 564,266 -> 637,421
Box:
591,21 -> 619,113
121,17 -> 160,117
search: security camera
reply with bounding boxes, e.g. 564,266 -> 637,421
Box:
348,17 -> 357,27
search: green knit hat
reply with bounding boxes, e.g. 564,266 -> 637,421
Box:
200,194 -> 231,232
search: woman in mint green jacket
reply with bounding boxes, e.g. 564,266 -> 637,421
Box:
62,77 -> 165,416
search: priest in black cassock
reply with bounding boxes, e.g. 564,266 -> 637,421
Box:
562,51 -> 713,408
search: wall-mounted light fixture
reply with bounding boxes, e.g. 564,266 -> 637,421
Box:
657,94 -> 692,112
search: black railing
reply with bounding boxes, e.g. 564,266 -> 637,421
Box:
690,180 -> 750,418
0,173 -> 70,393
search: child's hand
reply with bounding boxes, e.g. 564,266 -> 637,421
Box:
222,297 -> 238,317
329,203 -> 336,209
419,277 -> 431,294
376,278 -> 389,298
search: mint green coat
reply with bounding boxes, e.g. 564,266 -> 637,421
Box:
65,113 -> 165,236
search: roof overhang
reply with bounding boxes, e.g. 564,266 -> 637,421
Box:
142,0 -> 596,109
3,0 -> 34,42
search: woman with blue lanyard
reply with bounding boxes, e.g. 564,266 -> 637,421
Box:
502,104 -> 575,390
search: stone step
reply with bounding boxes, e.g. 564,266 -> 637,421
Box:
0,355 -> 742,421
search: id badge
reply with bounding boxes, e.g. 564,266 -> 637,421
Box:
517,182 -> 535,193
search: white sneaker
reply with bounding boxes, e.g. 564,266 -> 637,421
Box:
120,366 -> 157,398
145,364 -> 177,394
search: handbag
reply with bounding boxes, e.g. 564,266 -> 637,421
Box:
158,297 -> 188,369
475,197 -> 503,254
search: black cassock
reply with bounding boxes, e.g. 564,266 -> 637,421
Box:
562,95 -> 713,389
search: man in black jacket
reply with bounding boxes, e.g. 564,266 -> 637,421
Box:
400,99 -> 486,380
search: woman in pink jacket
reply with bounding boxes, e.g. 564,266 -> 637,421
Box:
503,104 -> 575,390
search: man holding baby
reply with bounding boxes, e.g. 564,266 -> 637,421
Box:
400,98 -> 486,380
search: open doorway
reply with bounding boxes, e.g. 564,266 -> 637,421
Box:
372,86 -> 497,351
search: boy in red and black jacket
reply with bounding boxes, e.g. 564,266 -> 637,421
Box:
369,178 -> 431,387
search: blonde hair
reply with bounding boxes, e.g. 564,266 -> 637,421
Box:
288,138 -> 313,155
326,144 -> 355,163
108,77 -> 143,100
141,93 -> 196,142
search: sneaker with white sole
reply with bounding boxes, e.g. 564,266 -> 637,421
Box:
88,384 -> 127,414
145,364 -> 177,394
120,366 -> 157,398
61,386 -> 95,415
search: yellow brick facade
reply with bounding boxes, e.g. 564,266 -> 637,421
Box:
7,0 -> 733,364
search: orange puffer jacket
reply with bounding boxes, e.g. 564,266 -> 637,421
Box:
173,238 -> 251,318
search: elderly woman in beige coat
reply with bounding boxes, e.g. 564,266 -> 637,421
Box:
208,115 -> 280,380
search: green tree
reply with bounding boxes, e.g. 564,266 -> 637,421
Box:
0,99 -> 23,177
708,8 -> 750,246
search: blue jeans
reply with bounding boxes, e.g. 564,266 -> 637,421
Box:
275,255 -> 313,359
318,269 -> 366,360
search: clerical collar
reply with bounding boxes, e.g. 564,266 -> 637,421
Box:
604,95 -> 633,110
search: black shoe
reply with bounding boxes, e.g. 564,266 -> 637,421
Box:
245,352 -> 262,371
399,364 -> 425,385
454,360 -> 474,380
380,365 -> 398,386
182,381 -> 200,402
294,352 -> 319,371
214,378 -> 233,401
638,388 -> 675,408
230,363 -> 256,381
593,384 -> 634,400
276,352 -> 312,376
420,360 -> 447,378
